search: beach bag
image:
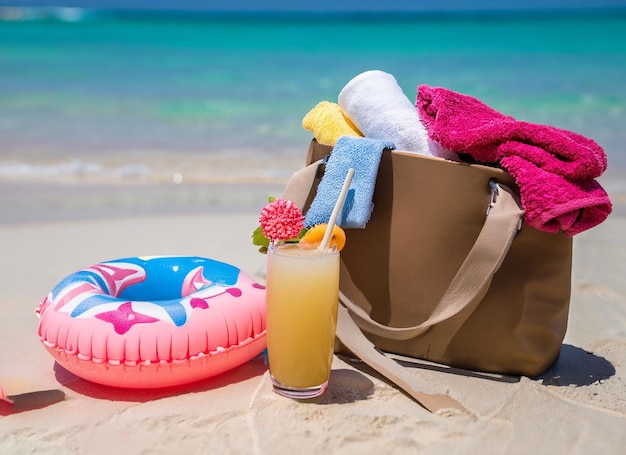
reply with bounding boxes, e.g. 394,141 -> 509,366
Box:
283,140 -> 573,413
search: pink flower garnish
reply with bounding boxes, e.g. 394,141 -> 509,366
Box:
259,198 -> 304,242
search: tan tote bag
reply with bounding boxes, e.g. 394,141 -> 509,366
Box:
283,140 -> 573,413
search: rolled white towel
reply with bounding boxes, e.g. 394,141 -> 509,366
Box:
338,70 -> 458,161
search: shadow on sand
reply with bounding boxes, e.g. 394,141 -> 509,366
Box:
536,344 -> 615,387
53,355 -> 269,403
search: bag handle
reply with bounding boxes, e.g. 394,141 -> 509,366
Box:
333,182 -> 522,414
339,182 -> 524,349
282,159 -> 325,211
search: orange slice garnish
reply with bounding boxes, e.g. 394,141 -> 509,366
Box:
299,224 -> 346,252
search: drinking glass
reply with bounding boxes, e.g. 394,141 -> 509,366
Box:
265,243 -> 340,399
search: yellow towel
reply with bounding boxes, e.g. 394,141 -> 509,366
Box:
302,101 -> 363,146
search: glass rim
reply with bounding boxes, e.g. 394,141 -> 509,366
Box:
269,241 -> 338,255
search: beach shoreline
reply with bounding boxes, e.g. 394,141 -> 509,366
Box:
2,157 -> 625,225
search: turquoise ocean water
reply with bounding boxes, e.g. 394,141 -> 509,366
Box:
1,9 -> 625,221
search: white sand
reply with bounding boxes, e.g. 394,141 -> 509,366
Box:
1,212 -> 625,454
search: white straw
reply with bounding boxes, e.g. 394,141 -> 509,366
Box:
318,168 -> 355,252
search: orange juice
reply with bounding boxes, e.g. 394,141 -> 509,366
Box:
266,243 -> 339,397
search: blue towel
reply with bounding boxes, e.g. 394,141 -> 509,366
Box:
304,136 -> 394,229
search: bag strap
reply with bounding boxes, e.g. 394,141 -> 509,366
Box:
336,306 -> 472,415
282,158 -> 324,209
335,182 -> 522,415
339,182 -> 523,347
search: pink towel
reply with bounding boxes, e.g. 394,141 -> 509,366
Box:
417,85 -> 607,180
501,155 -> 611,235
416,85 -> 612,235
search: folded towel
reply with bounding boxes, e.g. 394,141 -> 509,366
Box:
338,70 -> 458,161
417,84 -> 607,180
305,136 -> 394,229
501,155 -> 612,236
302,101 -> 363,146
416,84 -> 611,235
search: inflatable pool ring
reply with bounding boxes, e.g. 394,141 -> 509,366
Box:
36,256 -> 266,388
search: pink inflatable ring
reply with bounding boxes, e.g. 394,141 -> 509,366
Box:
36,256 -> 266,388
